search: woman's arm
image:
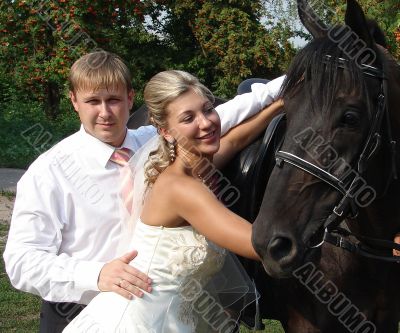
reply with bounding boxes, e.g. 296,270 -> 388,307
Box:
214,99 -> 284,169
170,176 -> 260,260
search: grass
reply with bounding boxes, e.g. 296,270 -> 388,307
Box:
0,223 -> 41,332
0,190 -> 16,200
240,321 -> 284,333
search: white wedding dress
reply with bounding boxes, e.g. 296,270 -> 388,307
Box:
63,219 -> 254,333
64,137 -> 258,333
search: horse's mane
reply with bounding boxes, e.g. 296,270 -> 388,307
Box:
280,26 -> 378,116
377,45 -> 400,83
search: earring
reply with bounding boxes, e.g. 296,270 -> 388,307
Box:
168,140 -> 176,162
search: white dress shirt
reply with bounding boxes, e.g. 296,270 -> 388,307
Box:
3,76 -> 284,304
218,76 -> 284,135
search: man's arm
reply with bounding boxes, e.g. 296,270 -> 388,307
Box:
215,75 -> 285,136
3,170 -> 104,303
3,167 -> 150,303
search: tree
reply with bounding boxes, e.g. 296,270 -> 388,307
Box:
0,0 -> 155,118
0,0 -> 296,115
147,0 -> 296,97
324,0 -> 400,60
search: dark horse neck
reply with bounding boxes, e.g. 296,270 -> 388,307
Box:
350,48 -> 400,242
348,180 -> 400,241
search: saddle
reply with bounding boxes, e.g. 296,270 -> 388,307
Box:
127,104 -> 149,129
222,113 -> 286,222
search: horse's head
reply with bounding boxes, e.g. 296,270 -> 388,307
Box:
252,0 -> 400,278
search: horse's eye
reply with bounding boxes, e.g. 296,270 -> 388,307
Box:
341,111 -> 361,127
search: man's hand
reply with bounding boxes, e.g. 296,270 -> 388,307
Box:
393,233 -> 400,257
98,250 -> 152,299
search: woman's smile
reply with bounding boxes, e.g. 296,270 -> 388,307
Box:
196,130 -> 218,142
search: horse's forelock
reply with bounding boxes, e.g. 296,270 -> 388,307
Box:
281,26 -> 375,116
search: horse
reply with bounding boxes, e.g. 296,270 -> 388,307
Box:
247,0 -> 400,331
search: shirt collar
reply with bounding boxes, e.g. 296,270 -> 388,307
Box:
78,125 -> 135,168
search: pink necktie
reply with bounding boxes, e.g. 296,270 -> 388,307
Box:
110,148 -> 134,214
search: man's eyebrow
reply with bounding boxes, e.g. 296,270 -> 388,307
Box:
82,95 -> 98,101
83,93 -> 122,100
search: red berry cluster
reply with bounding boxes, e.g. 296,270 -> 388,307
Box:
395,29 -> 400,43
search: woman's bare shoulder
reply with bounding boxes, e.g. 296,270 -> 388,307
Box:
154,169 -> 208,200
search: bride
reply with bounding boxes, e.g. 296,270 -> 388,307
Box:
63,70 -> 284,332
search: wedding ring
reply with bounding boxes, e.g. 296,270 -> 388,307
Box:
118,278 -> 124,287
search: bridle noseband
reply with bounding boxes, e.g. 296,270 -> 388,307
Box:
275,55 -> 400,263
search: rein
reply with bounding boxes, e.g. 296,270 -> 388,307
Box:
323,227 -> 400,263
275,55 -> 399,262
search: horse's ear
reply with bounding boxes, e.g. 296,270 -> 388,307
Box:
366,19 -> 387,48
297,0 -> 327,39
345,0 -> 374,48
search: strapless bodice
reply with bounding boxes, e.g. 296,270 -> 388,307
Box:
128,219 -> 226,288
64,219 -> 227,332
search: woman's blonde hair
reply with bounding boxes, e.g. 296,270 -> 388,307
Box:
69,51 -> 132,93
143,70 -> 215,186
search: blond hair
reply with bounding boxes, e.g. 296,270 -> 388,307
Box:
68,51 -> 132,93
143,70 -> 214,186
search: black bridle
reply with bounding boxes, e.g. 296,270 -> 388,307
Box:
275,55 -> 400,263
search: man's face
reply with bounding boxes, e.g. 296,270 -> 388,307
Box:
70,85 -> 134,147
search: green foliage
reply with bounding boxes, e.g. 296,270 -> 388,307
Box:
0,0 -> 294,101
0,0 -> 297,168
0,0 -> 157,119
2,0 -> 397,168
0,98 -> 79,169
148,0 -> 295,97
325,0 -> 400,59
193,2 -> 294,97
0,190 -> 15,199
283,0 -> 400,59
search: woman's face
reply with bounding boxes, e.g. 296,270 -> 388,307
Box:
164,88 -> 221,159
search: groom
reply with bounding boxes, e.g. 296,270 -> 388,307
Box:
3,51 -> 284,332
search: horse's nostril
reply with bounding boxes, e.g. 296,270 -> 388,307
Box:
268,236 -> 294,262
